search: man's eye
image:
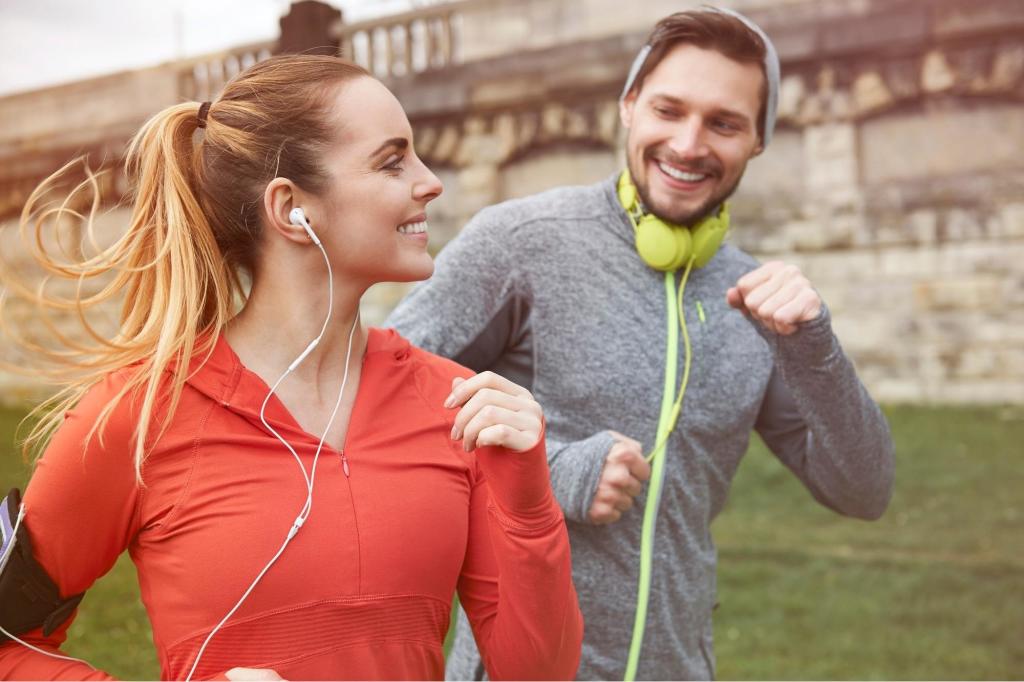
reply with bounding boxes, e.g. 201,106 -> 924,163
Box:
712,120 -> 739,133
654,107 -> 676,117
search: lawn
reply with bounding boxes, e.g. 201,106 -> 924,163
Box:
1,404 -> 1021,679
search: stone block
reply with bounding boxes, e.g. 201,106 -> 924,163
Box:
954,346 -> 1000,378
880,246 -> 940,278
912,276 -> 1004,312
859,104 -> 1024,185
804,123 -> 858,191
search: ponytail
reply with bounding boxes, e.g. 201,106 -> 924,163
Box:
2,102 -> 237,481
1,55 -> 367,481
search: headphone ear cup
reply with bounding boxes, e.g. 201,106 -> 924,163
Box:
690,206 -> 729,268
636,216 -> 690,271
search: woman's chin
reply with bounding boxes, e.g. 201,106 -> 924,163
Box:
378,258 -> 435,284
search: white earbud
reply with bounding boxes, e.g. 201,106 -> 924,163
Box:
289,207 -> 321,246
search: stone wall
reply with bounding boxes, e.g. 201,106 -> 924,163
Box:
2,0 -> 1023,405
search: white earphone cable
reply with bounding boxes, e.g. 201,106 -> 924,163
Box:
185,236 -> 358,681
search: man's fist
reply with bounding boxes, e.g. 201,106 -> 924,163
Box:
588,432 -> 651,525
726,261 -> 822,335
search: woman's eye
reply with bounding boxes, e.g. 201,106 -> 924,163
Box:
383,155 -> 405,173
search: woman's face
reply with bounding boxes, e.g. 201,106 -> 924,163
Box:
304,76 -> 443,286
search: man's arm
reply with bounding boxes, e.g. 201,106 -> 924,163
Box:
731,262 -> 895,520
388,210 -> 640,524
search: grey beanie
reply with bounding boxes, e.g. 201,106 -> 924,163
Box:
619,6 -> 781,146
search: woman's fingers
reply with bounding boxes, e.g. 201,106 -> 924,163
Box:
460,404 -> 539,451
445,372 -> 544,453
450,387 -> 534,439
445,371 -> 533,409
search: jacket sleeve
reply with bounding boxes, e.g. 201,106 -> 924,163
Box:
455,438 -> 583,681
754,305 -> 896,520
388,209 -> 614,525
0,372 -> 141,680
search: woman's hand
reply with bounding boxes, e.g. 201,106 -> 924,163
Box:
445,371 -> 552,516
218,667 -> 285,680
445,372 -> 543,453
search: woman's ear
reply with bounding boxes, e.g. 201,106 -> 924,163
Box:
264,178 -> 315,246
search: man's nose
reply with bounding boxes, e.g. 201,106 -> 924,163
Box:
666,117 -> 710,160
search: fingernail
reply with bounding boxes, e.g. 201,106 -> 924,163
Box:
444,394 -> 455,409
463,440 -> 471,452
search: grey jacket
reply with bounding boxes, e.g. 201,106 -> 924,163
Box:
386,175 -> 895,680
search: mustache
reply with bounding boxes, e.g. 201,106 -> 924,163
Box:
645,148 -> 722,176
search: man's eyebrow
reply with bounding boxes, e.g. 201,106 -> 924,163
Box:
369,137 -> 409,159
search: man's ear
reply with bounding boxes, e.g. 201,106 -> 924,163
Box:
751,140 -> 765,158
619,89 -> 638,129
263,177 -> 313,246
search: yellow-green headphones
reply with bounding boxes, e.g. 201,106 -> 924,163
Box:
617,169 -> 730,272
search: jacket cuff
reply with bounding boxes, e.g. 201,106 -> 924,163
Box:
547,430 -> 616,524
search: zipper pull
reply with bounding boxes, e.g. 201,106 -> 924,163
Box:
340,451 -> 351,477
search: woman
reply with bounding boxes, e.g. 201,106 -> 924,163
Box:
0,55 -> 582,680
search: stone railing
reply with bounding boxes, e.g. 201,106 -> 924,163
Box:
334,2 -> 471,79
178,40 -> 276,102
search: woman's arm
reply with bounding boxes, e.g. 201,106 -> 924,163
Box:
447,372 -> 583,681
0,372 -> 141,680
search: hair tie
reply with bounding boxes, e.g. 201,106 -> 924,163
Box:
197,101 -> 212,129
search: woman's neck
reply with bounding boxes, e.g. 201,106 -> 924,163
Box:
225,270 -> 369,387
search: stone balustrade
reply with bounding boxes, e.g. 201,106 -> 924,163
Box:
178,41 -> 275,102
1,0 -> 1023,405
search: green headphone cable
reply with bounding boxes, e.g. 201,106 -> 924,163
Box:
624,257 -> 695,681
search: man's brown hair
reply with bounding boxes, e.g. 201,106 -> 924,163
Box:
626,10 -> 769,141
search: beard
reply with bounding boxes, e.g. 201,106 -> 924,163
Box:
630,149 -> 744,226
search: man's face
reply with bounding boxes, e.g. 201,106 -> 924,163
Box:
620,44 -> 764,226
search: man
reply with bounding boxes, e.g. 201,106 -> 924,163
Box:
388,7 -> 895,680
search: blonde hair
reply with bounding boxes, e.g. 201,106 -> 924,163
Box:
1,55 -> 369,480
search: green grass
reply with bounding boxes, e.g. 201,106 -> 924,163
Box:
2,405 -> 1022,679
711,405 -> 1024,680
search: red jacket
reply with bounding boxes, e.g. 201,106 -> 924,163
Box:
0,328 -> 582,680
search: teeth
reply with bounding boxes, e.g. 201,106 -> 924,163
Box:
658,162 -> 707,183
397,221 -> 428,234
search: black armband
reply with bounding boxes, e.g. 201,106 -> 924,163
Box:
1,488 -> 84,640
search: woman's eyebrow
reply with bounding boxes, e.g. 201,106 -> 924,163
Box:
369,137 -> 409,160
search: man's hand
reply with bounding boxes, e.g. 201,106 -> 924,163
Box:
587,432 -> 651,525
726,261 -> 822,335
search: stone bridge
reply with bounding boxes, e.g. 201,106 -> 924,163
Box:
1,0 -> 1022,404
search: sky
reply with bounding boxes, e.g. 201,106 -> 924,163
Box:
0,0 -> 429,96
